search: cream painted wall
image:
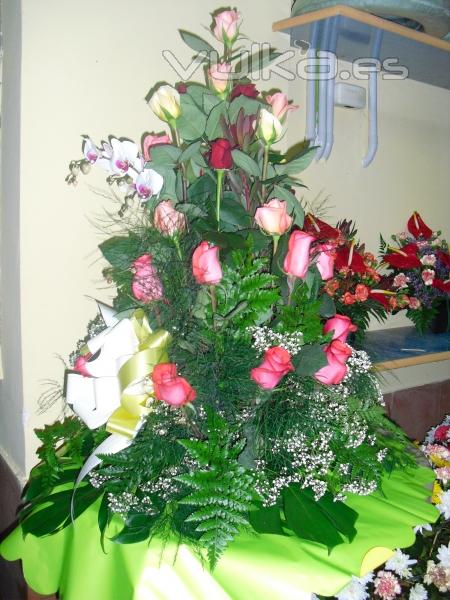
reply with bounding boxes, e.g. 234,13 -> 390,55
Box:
1,0 -> 449,477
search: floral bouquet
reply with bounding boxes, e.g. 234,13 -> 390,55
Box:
313,416 -> 450,600
20,8 -> 422,576
301,215 -> 393,342
380,212 -> 450,333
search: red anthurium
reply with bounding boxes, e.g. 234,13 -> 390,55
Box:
432,279 -> 450,294
369,290 -> 394,308
230,83 -> 259,101
335,246 -> 366,274
407,211 -> 433,240
438,250 -> 450,269
383,244 -> 421,269
303,213 -> 340,240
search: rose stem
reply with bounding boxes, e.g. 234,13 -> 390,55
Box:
216,168 -> 224,230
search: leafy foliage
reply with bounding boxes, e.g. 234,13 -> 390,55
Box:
176,410 -> 259,569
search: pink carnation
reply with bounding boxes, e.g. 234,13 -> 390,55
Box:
435,467 -> 450,484
422,268 -> 435,286
392,272 -> 409,288
421,253 -> 437,266
373,571 -> 401,599
408,297 -> 421,309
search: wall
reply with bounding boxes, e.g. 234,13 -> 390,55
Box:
1,0 -> 449,477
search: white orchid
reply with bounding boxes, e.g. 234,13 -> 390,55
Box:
82,136 -> 100,163
97,138 -> 143,177
132,169 -> 164,201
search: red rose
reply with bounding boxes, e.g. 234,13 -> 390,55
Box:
209,138 -> 233,170
176,82 -> 188,94
407,211 -> 433,240
230,83 -> 259,101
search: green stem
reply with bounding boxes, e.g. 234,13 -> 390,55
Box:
170,123 -> 187,202
262,144 -> 270,200
215,169 -> 224,230
272,234 -> 279,256
209,285 -> 217,314
173,235 -> 183,261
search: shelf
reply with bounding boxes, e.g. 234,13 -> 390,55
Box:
360,326 -> 450,371
273,4 -> 450,89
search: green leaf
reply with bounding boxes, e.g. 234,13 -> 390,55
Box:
177,95 -> 207,141
249,503 -> 286,535
179,30 -> 215,54
179,141 -> 202,163
176,202 -> 207,219
283,485 -> 344,551
235,50 -> 283,75
220,192 -> 252,230
111,523 -> 152,544
148,144 -> 182,166
274,147 -> 315,176
97,493 -> 110,553
231,149 -> 261,178
205,101 -> 228,140
293,343 -> 327,376
203,231 -> 247,249
99,236 -> 141,269
313,493 -> 358,543
319,294 -> 336,318
228,95 -> 262,121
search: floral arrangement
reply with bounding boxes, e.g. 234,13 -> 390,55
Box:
21,9 -> 421,573
301,215 -> 393,342
313,416 -> 450,600
380,212 -> 450,333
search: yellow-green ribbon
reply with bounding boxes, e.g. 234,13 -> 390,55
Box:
106,310 -> 171,438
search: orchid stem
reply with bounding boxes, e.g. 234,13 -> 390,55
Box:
216,169 -> 224,231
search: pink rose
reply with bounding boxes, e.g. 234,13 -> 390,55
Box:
354,283 -> 369,302
250,346 -> 294,390
255,199 -> 293,236
209,62 -> 232,94
154,200 -> 186,236
316,244 -> 335,280
132,254 -> 164,302
323,315 -> 357,343
151,363 -> 196,407
142,133 -> 171,161
266,92 -> 298,120
192,242 -> 222,285
283,230 -> 315,279
314,340 -> 352,385
392,272 -> 409,288
213,9 -> 241,44
422,268 -> 435,286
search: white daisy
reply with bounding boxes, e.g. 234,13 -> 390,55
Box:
437,542 -> 450,567
336,576 -> 369,600
437,489 -> 450,520
385,549 -> 417,578
409,583 -> 428,600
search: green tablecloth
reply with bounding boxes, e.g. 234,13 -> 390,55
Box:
0,467 -> 438,599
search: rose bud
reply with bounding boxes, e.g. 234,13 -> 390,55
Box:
407,211 -> 433,240
212,9 -> 241,45
283,230 -> 315,279
151,363 -> 196,407
149,85 -> 181,122
131,254 -> 164,302
208,138 -> 233,170
230,83 -> 259,101
314,340 -> 352,385
209,63 -> 232,95
192,241 -> 223,285
258,108 -> 282,145
266,92 -> 298,121
74,353 -> 92,377
250,346 -> 294,390
316,244 -> 335,280
154,200 -> 186,237
323,315 -> 357,343
142,133 -> 171,161
254,199 -> 293,236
